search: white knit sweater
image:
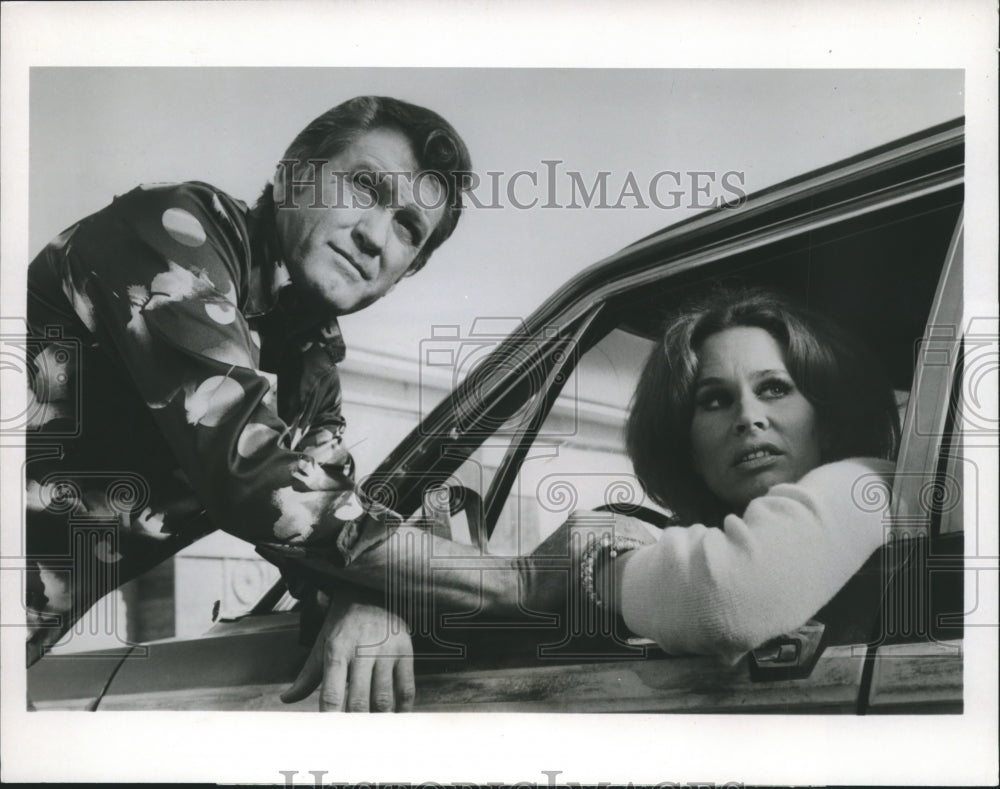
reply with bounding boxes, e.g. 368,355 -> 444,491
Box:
618,457 -> 896,663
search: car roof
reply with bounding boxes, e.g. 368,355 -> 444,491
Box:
376,117 -> 964,480
526,116 -> 964,339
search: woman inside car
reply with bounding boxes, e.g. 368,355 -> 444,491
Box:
276,285 -> 902,704
584,285 -> 901,661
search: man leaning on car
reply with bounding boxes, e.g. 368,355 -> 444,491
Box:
25,95 -> 472,712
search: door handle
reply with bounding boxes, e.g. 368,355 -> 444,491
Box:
748,620 -> 826,681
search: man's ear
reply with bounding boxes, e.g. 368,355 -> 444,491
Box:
271,164 -> 286,205
403,251 -> 429,278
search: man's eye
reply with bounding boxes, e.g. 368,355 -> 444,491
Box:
352,172 -> 380,199
394,221 -> 416,245
394,214 -> 424,247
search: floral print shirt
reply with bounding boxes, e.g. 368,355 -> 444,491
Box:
25,182 -> 385,657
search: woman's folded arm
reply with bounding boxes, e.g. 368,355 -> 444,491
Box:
618,457 -> 895,661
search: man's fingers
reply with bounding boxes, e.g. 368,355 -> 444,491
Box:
344,655 -> 375,712
319,640 -> 350,712
281,638 -> 323,704
292,598 -> 415,713
394,654 -> 416,712
370,657 -> 397,712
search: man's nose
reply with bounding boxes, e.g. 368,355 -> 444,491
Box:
351,206 -> 391,258
733,396 -> 768,434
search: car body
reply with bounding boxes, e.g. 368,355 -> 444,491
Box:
29,118 -> 968,713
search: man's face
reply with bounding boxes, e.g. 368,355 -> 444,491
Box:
274,127 -> 448,315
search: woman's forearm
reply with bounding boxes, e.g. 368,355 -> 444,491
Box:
592,550 -> 637,617
617,458 -> 893,657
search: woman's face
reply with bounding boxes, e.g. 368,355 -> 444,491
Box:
689,326 -> 822,511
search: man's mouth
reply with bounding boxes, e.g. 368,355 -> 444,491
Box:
329,244 -> 368,280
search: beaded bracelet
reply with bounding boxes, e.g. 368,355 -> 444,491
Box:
580,534 -> 646,609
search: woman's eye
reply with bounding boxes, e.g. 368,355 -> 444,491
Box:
759,379 -> 793,398
696,390 -> 729,410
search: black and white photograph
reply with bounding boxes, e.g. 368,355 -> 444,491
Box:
1,2 -> 997,786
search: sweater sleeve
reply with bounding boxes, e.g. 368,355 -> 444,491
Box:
619,457 -> 895,661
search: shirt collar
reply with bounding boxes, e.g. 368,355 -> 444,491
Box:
246,189 -> 346,362
245,190 -> 290,318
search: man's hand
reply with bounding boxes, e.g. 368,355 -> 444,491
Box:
281,590 -> 415,712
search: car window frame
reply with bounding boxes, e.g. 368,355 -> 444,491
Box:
250,121 -> 965,622
480,305 -> 613,534
479,209 -> 966,555
892,211 -> 965,528
856,210 -> 966,713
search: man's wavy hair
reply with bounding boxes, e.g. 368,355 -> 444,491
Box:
258,95 -> 472,275
625,286 -> 900,521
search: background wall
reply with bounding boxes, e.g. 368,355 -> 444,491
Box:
30,68 -> 964,362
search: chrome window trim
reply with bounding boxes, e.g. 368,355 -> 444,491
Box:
893,211 -> 964,527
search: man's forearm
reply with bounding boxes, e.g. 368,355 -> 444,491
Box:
271,525 -> 524,617
259,511 -> 659,625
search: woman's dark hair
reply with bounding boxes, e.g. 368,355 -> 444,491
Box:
258,95 -> 473,274
625,286 -> 900,520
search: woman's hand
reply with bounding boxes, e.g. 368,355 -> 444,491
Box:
281,590 -> 415,712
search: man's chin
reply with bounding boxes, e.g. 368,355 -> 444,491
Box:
326,292 -> 378,316
304,279 -> 371,316
294,270 -> 385,315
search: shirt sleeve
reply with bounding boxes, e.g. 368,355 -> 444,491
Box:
618,457 -> 896,661
45,183 -> 366,554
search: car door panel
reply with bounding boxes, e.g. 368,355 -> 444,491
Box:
28,650 -> 129,711
97,612 -> 307,711
413,646 -> 867,713
866,641 -> 963,713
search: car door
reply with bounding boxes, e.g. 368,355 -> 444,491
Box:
407,320 -> 871,714
404,123 -> 965,712
863,216 -> 966,714
406,316 -> 877,713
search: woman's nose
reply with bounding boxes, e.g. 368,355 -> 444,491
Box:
734,397 -> 768,433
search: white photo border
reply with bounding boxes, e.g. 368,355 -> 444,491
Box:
1,1 -> 997,785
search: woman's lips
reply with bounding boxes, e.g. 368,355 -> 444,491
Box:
732,445 -> 783,469
735,453 -> 781,471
